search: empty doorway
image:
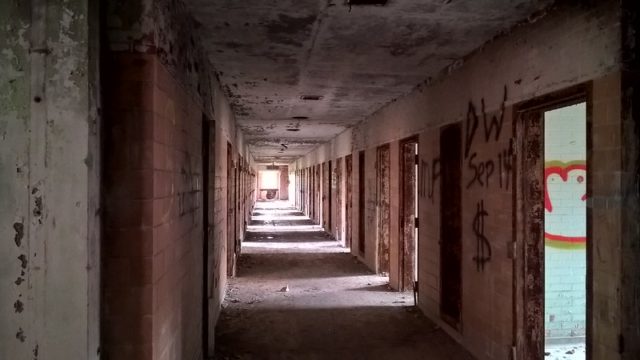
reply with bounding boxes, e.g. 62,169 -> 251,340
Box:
227,143 -> 236,276
201,118 -> 215,355
399,137 -> 418,291
316,164 -> 322,225
335,157 -> 343,241
376,144 -> 391,276
322,161 -> 332,231
519,93 -> 589,360
439,124 -> 462,329
358,151 -> 366,255
345,154 -> 353,249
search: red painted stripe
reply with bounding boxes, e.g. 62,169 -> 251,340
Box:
545,232 -> 586,243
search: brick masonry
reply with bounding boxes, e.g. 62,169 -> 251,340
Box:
293,2 -> 627,360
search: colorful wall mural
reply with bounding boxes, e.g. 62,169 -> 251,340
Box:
544,103 -> 587,341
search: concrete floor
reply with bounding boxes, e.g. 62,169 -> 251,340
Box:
214,201 -> 475,360
545,343 -> 586,360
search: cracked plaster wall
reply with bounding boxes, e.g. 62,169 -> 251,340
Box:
0,0 -> 101,359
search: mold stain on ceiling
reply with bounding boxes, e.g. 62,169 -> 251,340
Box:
187,0 -> 553,163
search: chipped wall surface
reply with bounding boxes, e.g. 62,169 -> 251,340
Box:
107,0 -> 216,120
0,0 -> 101,359
187,0 -> 555,159
103,0 -> 255,358
295,2 -> 625,360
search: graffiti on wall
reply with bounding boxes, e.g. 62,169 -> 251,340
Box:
544,161 -> 587,249
465,86 -> 513,191
419,158 -> 440,202
464,86 -> 511,271
472,200 -> 492,271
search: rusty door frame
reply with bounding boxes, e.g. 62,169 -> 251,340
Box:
358,151 -> 366,255
235,155 -> 242,261
226,143 -> 234,276
310,167 -> 315,220
346,154 -> 353,249
513,83 -> 592,360
328,160 -> 332,233
376,144 -> 391,275
322,162 -> 330,230
336,158 -> 343,241
316,164 -> 322,225
201,117 -> 215,356
399,136 -> 419,291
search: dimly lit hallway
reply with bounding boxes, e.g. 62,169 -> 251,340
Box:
214,201 -> 474,359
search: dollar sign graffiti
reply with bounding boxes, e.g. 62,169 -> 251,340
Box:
472,200 -> 492,272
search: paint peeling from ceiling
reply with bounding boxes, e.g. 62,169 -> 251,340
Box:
187,0 -> 554,163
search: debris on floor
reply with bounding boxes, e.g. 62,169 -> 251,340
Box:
214,201 -> 475,360
544,343 -> 586,360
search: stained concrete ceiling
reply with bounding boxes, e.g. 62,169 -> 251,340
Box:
188,0 -> 552,164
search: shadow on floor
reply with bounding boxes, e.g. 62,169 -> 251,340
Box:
245,231 -> 332,243
249,219 -> 316,226
215,306 -> 475,360
236,252 -> 370,279
252,211 -> 305,217
348,284 -> 392,292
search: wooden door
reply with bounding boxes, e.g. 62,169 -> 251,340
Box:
400,138 -> 418,291
358,151 -> 366,254
345,155 -> 353,249
376,144 -> 391,275
335,158 -> 343,241
439,124 -> 462,328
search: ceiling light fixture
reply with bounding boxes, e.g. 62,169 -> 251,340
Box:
300,95 -> 323,101
345,0 -> 388,5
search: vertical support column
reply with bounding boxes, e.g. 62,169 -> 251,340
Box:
0,0 -> 100,358
620,2 -> 640,358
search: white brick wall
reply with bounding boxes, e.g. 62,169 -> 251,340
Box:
544,103 -> 587,340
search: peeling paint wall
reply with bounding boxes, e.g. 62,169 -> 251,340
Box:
294,2 -> 625,360
102,0 -> 254,358
0,0 -> 101,359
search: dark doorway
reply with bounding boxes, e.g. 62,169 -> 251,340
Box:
310,167 -> 315,221
335,158 -> 343,242
376,144 -> 391,275
322,161 -> 331,231
345,154 -> 353,249
399,138 -> 418,291
439,124 -> 462,329
316,164 -> 322,225
227,143 -> 236,276
358,151 -> 366,255
201,118 -> 215,356
328,160 -> 332,233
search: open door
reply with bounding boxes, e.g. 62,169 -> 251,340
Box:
227,143 -> 235,276
517,89 -> 589,360
345,154 -> 353,249
399,137 -> 418,291
322,161 -> 332,231
358,151 -> 366,255
201,117 -> 215,355
335,158 -> 343,241
439,124 -> 463,329
376,144 -> 391,275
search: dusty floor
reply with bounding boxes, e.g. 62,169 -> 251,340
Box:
215,201 -> 475,360
544,342 -> 586,360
